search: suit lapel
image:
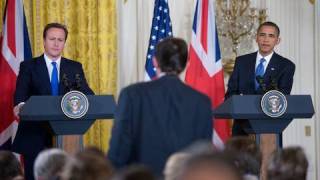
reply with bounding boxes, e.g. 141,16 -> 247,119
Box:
249,52 -> 258,90
59,58 -> 67,94
264,53 -> 279,80
36,55 -> 52,94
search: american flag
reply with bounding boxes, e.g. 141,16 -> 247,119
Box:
0,0 -> 32,149
145,0 -> 172,80
185,0 -> 230,149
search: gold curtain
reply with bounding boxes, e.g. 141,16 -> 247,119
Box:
0,0 -> 117,152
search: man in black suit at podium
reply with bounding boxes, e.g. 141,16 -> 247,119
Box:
225,21 -> 295,136
13,23 -> 93,180
108,37 -> 213,175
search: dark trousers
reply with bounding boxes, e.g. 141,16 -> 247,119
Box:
232,119 -> 249,136
12,122 -> 53,180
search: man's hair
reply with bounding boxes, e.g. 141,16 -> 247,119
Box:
154,37 -> 188,75
0,151 -> 23,180
267,146 -> 308,180
224,137 -> 262,176
257,21 -> 280,37
43,22 -> 68,40
61,147 -> 113,180
164,152 -> 191,180
34,148 -> 69,180
112,165 -> 155,180
177,152 -> 243,180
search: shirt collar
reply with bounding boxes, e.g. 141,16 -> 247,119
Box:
256,51 -> 273,65
44,53 -> 61,68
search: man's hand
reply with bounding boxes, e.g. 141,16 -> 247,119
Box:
13,102 -> 25,117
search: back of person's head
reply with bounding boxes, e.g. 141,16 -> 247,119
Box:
183,141 -> 215,155
112,165 -> 155,180
164,152 -> 191,180
177,152 -> 243,180
61,146 -> 113,180
154,37 -> 188,75
34,148 -> 69,180
0,151 -> 23,180
164,141 -> 218,180
224,137 -> 261,177
267,146 -> 308,180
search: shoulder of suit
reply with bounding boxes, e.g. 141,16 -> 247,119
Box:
236,52 -> 256,59
122,81 -> 149,93
20,56 -> 40,66
234,52 -> 256,65
273,53 -> 295,67
187,85 -> 212,102
62,57 -> 82,66
120,78 -> 211,105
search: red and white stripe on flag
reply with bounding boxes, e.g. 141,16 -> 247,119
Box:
0,0 -> 29,148
185,0 -> 230,149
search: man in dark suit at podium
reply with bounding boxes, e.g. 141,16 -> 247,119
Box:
108,37 -> 213,176
225,21 -> 295,136
13,23 -> 93,180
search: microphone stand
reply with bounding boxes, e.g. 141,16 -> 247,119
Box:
256,75 -> 267,94
74,73 -> 82,91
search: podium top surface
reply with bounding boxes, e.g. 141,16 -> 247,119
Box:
20,95 -> 115,121
213,95 -> 314,120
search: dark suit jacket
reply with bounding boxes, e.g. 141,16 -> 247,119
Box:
225,52 -> 295,135
108,75 -> 212,175
13,55 -> 94,155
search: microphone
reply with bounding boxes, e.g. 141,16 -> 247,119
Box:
268,76 -> 278,91
74,73 -> 82,90
62,73 -> 72,92
256,75 -> 267,93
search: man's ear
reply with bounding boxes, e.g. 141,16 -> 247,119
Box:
276,37 -> 281,45
152,57 -> 158,68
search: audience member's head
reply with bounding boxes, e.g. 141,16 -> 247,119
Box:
224,137 -> 261,179
164,141 -> 217,180
112,164 -> 155,180
267,146 -> 308,180
33,148 -> 69,180
61,146 -> 113,180
177,152 -> 243,180
183,141 -> 215,155
0,151 -> 23,180
154,37 -> 188,75
164,152 -> 190,180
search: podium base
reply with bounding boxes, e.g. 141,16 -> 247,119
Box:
55,135 -> 83,154
257,134 -> 279,180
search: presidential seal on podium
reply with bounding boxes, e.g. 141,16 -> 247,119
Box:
61,90 -> 89,119
261,90 -> 287,118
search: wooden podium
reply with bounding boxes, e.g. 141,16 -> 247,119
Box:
19,95 -> 116,153
213,95 -> 314,180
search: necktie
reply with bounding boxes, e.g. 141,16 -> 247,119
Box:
51,62 -> 59,95
255,58 -> 266,90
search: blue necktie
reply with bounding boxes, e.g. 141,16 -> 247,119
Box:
255,58 -> 266,90
51,62 -> 59,95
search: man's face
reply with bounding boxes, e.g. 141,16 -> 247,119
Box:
256,25 -> 280,56
43,27 -> 66,60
